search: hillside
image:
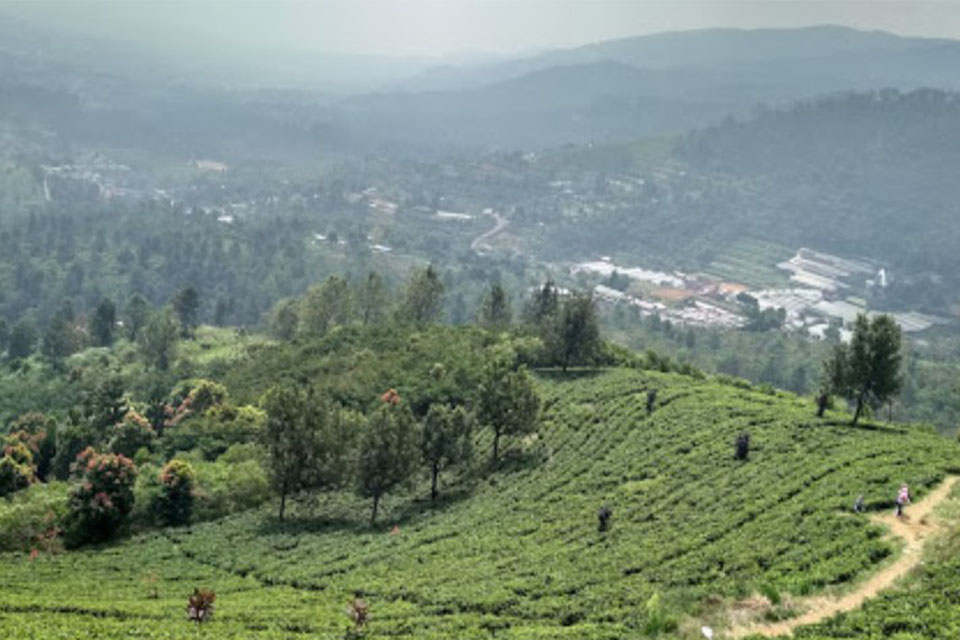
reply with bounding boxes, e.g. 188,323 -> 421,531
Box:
679,89 -> 960,291
2,366 -> 958,638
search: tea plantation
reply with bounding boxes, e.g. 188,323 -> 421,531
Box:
2,367 -> 959,638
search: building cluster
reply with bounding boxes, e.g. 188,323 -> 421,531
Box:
582,248 -> 946,338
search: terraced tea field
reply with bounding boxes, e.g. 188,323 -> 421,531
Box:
2,368 -> 959,638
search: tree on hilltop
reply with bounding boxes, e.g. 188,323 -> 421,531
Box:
823,313 -> 902,426
397,265 -> 444,326
478,282 -> 512,329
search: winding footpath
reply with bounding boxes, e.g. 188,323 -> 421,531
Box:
730,475 -> 959,638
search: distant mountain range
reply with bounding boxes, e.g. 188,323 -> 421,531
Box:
2,20 -> 960,156
335,26 -> 960,151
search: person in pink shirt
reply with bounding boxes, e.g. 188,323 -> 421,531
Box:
896,483 -> 910,517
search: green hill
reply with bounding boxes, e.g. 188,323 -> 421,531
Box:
2,365 -> 958,638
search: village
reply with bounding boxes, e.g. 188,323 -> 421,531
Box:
577,247 -> 947,340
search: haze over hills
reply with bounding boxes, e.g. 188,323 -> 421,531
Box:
348,26 -> 960,150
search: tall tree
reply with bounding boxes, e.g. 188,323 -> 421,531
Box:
262,385 -> 319,521
356,271 -> 389,326
524,280 -> 559,327
41,301 -> 81,362
90,297 -> 117,347
172,287 -> 200,338
478,282 -> 512,328
397,265 -> 444,326
268,298 -> 300,341
84,375 -> 129,433
823,313 -> 903,425
300,275 -> 353,337
356,401 -> 420,525
420,404 -> 473,501
125,294 -> 151,341
476,358 -> 540,463
551,292 -> 601,371
261,386 -> 357,521
138,309 -> 179,370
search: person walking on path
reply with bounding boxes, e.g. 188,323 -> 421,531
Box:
896,483 -> 910,517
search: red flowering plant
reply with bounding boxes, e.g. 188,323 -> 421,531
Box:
186,588 -> 216,625
64,448 -> 137,547
379,389 -> 401,406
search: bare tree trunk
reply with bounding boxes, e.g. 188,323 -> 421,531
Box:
852,392 -> 866,426
492,431 -> 501,464
370,494 -> 380,526
278,491 -> 287,521
431,463 -> 439,501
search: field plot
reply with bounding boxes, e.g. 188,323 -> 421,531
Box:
704,237 -> 794,288
2,368 -> 959,638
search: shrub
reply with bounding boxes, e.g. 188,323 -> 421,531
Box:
2,438 -> 34,469
0,481 -> 68,552
0,455 -> 33,498
346,598 -> 370,634
155,460 -> 196,526
186,588 -> 216,624
160,404 -> 265,460
186,380 -> 228,414
108,411 -> 155,458
64,448 -> 137,547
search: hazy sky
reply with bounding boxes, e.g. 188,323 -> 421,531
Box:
3,1 -> 960,58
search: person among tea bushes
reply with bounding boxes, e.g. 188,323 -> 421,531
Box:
896,483 -> 910,517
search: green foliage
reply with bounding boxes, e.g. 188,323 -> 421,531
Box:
90,297 -> 117,347
125,293 -> 151,341
7,318 -> 38,360
64,447 -> 137,547
107,411 -> 155,458
268,297 -> 299,340
420,403 -> 474,500
161,403 -> 265,460
51,422 -> 97,482
138,309 -> 179,370
0,481 -> 67,552
172,287 -> 200,338
356,401 -> 420,524
478,282 -> 512,328
299,275 -> 354,337
550,291 -> 601,370
825,313 -> 903,425
0,454 -> 33,498
261,385 -> 359,520
397,264 -> 444,326
476,356 -> 540,462
357,271 -> 389,326
186,379 -> 229,414
155,459 -> 196,526
84,374 -> 129,432
41,301 -> 83,362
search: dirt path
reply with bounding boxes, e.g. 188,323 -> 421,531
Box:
729,475 -> 959,638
